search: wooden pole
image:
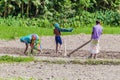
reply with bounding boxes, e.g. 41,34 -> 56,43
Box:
64,39 -> 67,56
67,40 -> 91,57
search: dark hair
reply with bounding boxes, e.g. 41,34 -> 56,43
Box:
96,20 -> 100,24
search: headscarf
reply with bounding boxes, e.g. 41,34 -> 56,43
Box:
31,34 -> 37,40
54,23 -> 73,32
54,23 -> 60,28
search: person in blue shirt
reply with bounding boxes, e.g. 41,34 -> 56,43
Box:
20,34 -> 41,55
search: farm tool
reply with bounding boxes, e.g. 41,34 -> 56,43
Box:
67,40 -> 91,57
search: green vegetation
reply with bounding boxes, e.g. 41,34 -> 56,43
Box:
0,55 -> 34,63
84,59 -> 120,65
0,0 -> 119,40
1,55 -> 120,65
103,27 -> 120,34
0,0 -> 119,26
37,59 -> 120,65
0,77 -> 36,80
0,25 -> 53,40
0,0 -> 119,39
1,24 -> 120,40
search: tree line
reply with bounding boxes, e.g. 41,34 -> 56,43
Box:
0,0 -> 120,26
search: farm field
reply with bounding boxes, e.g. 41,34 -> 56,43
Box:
0,34 -> 120,80
0,0 -> 120,79
0,62 -> 120,80
0,34 -> 120,59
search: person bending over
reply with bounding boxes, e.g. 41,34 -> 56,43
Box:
20,34 -> 42,55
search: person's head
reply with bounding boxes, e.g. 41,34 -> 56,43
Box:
32,34 -> 37,40
31,34 -> 37,43
96,20 -> 100,25
54,23 -> 60,28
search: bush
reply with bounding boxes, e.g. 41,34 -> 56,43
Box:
0,10 -> 120,29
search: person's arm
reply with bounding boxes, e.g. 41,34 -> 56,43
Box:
30,41 -> 34,53
58,27 -> 73,32
24,43 -> 28,54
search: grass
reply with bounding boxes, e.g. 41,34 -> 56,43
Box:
0,77 -> 36,80
1,55 -> 120,65
0,55 -> 34,63
0,25 -> 53,40
35,58 -> 120,65
103,27 -> 120,34
0,24 -> 120,40
72,25 -> 120,35
0,55 -> 120,65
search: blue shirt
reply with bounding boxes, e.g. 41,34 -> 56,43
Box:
20,34 -> 39,44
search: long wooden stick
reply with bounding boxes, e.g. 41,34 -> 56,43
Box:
64,39 -> 67,56
67,40 -> 91,57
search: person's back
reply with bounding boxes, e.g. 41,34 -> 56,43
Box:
91,22 -> 102,40
89,20 -> 103,59
20,34 -> 32,44
54,28 -> 61,36
20,34 -> 39,43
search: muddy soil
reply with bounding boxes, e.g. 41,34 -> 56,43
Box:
0,34 -> 120,59
0,34 -> 120,80
0,62 -> 120,80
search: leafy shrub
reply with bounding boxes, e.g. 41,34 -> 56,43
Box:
95,10 -> 120,26
0,10 -> 120,29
